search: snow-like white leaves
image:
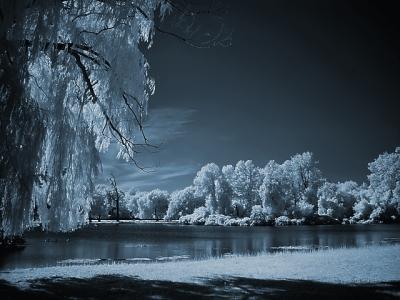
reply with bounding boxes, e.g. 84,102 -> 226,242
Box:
317,181 -> 360,219
165,186 -> 204,220
1,0 -> 170,236
89,148 -> 400,225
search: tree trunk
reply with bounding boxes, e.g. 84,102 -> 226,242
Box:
116,194 -> 119,222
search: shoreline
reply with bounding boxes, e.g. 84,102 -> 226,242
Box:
89,220 -> 180,225
1,245 -> 399,286
86,219 -> 399,226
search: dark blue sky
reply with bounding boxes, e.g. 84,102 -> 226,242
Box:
101,0 -> 400,192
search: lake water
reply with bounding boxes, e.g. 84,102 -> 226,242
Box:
1,223 -> 399,270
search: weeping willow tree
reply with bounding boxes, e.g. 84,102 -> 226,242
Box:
0,0 -> 230,238
0,0 -> 174,237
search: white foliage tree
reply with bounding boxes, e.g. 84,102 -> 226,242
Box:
136,189 -> 169,219
125,190 -> 147,219
282,152 -> 322,215
259,161 -> 291,217
124,188 -> 140,218
249,205 -> 272,225
86,148 -> 400,225
193,163 -> 221,214
258,152 -> 322,219
165,186 -> 204,220
0,0 -> 171,236
223,160 -> 263,217
90,184 -> 108,220
366,147 -> 400,221
352,198 -> 374,221
317,181 -> 360,220
215,176 -> 233,215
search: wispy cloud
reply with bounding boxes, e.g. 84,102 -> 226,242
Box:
98,153 -> 197,191
140,107 -> 196,145
97,107 -> 198,191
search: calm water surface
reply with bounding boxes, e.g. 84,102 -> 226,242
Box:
1,223 -> 399,270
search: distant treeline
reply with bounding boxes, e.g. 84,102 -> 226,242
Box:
92,147 -> 400,226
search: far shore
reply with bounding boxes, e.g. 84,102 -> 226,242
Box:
85,218 -> 398,227
89,219 -> 180,225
